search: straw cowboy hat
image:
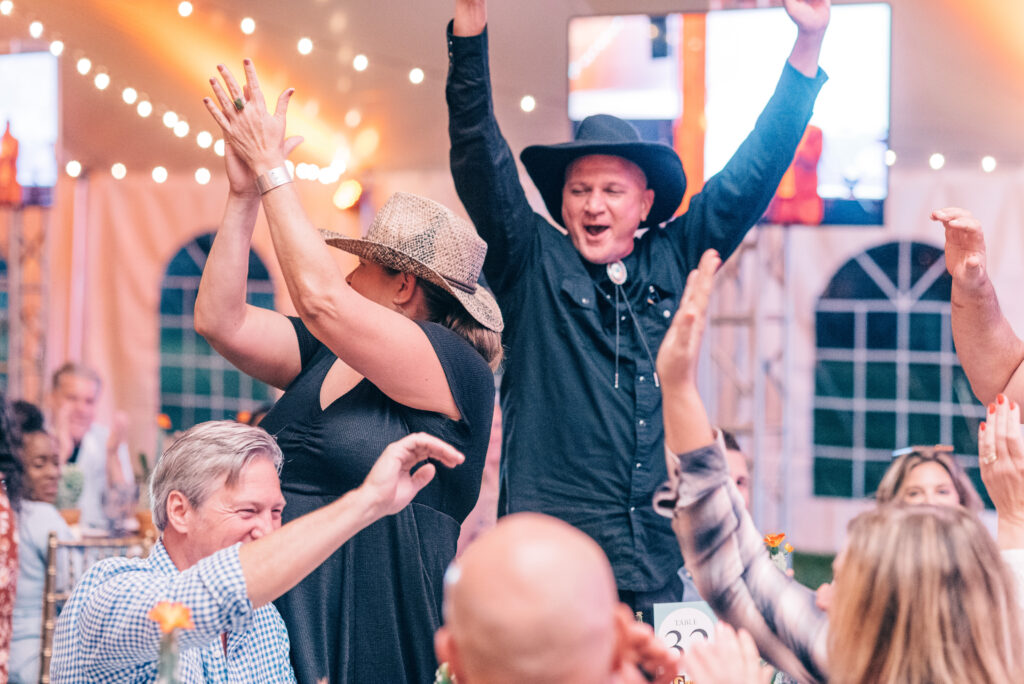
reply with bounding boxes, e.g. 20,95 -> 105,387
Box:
322,192 -> 504,332
520,114 -> 686,229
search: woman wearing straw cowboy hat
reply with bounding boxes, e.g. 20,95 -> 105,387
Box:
197,61 -> 502,683
447,0 -> 829,625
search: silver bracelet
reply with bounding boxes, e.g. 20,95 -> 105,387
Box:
255,166 -> 293,195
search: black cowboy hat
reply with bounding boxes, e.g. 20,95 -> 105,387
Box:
520,114 -> 686,229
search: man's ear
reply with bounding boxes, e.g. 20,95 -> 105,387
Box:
641,188 -> 655,222
164,490 -> 192,534
435,627 -> 465,682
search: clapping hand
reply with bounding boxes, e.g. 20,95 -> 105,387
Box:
980,395 -> 1024,549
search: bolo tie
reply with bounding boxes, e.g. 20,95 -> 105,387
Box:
606,260 -> 660,390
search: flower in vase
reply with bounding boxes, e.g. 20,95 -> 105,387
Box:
148,601 -> 195,633
149,601 -> 195,683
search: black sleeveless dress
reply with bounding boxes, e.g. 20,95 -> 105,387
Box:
260,318 -> 493,683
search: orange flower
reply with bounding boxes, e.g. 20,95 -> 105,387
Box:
764,533 -> 786,548
156,414 -> 172,431
148,601 -> 195,634
784,542 -> 794,554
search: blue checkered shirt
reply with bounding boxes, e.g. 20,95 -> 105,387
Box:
50,539 -> 296,683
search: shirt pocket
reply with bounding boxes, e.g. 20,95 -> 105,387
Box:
643,283 -> 678,336
559,276 -> 603,336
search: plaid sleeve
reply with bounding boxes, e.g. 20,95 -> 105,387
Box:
659,438 -> 830,684
73,543 -> 254,672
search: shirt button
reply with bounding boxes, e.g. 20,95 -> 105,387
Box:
638,419 -> 646,427
635,462 -> 642,469
629,506 -> 636,513
620,315 -> 627,321
662,309 -> 671,319
581,297 -> 590,305
638,375 -> 645,383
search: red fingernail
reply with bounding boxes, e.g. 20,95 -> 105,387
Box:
998,394 -> 1006,405
980,422 -> 987,431
989,403 -> 996,414
1013,402 -> 1019,411
243,58 -> 251,65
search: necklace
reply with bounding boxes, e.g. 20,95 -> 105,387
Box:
604,260 -> 659,389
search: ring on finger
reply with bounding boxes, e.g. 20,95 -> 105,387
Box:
233,97 -> 245,112
981,453 -> 998,465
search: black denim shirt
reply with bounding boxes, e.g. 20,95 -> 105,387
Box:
447,24 -> 826,592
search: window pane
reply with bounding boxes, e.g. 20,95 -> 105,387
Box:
866,312 -> 897,350
908,363 -> 941,401
909,313 -> 942,352
815,360 -> 853,398
813,457 -> 853,497
865,362 -> 896,400
864,412 -> 896,450
814,408 -> 853,447
816,312 -> 855,349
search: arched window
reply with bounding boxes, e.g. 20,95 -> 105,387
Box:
812,241 -> 989,505
159,233 -> 274,430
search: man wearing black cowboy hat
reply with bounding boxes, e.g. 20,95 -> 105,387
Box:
446,0 -> 830,621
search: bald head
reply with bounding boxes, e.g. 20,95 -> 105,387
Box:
436,513 -> 622,684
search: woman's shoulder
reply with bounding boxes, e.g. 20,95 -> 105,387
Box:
415,321 -> 492,375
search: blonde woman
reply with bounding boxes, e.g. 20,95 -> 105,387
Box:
875,444 -> 983,512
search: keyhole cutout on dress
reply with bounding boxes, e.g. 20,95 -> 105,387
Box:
318,359 -> 365,411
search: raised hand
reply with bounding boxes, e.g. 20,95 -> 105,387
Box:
656,249 -> 720,393
784,0 -> 831,36
202,60 -> 302,176
453,0 -> 487,37
931,207 -> 989,293
979,395 -> 1024,549
361,433 -> 465,518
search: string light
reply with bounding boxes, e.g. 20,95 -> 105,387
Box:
982,155 -> 997,173
65,160 -> 82,178
928,153 -> 945,170
884,149 -> 896,167
240,17 -> 255,34
344,109 -> 361,127
214,139 -> 225,157
121,87 -> 138,105
94,73 -> 110,90
111,163 -> 127,180
49,40 -> 64,56
0,2 -> 13,17
137,100 -> 153,117
520,95 -> 536,113
195,167 -> 211,185
333,179 -> 363,210
177,1 -> 193,18
297,37 -> 313,55
76,57 -> 91,75
408,68 -> 424,85
352,54 -> 368,71
162,111 -> 178,128
152,166 -> 168,183
196,131 -> 213,149
28,20 -> 42,38
173,120 -> 190,138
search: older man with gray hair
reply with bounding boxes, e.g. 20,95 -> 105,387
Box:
51,421 -> 464,683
